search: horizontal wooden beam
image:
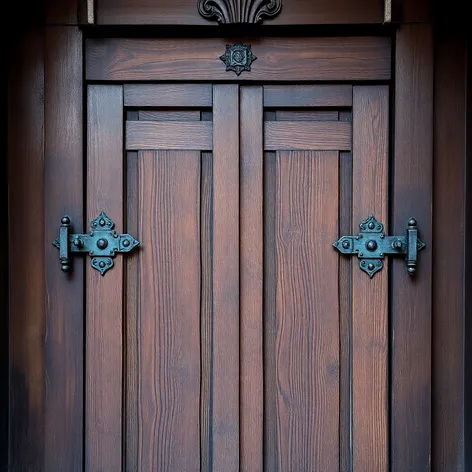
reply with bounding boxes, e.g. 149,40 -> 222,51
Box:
87,37 -> 391,82
126,121 -> 213,150
264,85 -> 353,107
124,84 -> 213,108
264,121 -> 351,151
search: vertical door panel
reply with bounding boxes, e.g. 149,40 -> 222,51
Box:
86,85 -> 124,472
352,86 -> 389,472
274,150 -> 340,470
126,150 -> 201,471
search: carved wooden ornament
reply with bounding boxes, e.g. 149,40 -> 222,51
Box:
197,0 -> 282,23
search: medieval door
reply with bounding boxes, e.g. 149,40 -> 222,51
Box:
79,36 -> 399,472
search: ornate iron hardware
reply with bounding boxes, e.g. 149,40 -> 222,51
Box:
198,0 -> 282,24
333,215 -> 425,278
53,212 -> 140,275
220,42 -> 256,76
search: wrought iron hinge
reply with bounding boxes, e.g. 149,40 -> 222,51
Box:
53,212 -> 140,275
333,215 -> 425,278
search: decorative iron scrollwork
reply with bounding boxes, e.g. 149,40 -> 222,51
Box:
197,0 -> 282,23
220,42 -> 256,75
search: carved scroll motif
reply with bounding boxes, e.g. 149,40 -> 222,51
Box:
197,0 -> 282,23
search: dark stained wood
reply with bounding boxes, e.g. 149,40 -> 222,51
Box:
273,150 -> 339,470
44,26 -> 83,472
138,110 -> 201,121
433,29 -> 466,471
392,25 -> 433,472
124,84 -> 212,108
276,111 -> 339,121
127,150 -> 202,471
9,27 -> 45,472
46,0 -> 78,24
97,0 -> 382,25
339,109 -> 353,472
264,121 -> 351,150
125,151 -> 139,472
264,85 -> 352,107
403,0 -> 431,23
86,37 -> 391,82
240,86 -> 263,472
86,85 -> 123,472
212,84 -> 239,471
263,150 -> 277,471
352,86 -> 388,472
126,121 -> 213,150
339,149 -> 353,472
200,151 -> 213,472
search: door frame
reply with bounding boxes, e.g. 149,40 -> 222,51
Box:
6,10 -> 468,471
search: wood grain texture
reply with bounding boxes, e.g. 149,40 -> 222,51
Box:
275,111 -> 339,121
126,150 -> 201,472
86,85 -> 123,472
433,29 -> 466,472
44,26 -> 83,472
212,84 -> 239,471
392,25 -> 432,472
200,152 -> 213,472
264,85 -> 352,108
264,121 -> 351,151
273,150 -> 340,471
263,150 -> 278,471
97,0 -> 382,24
126,121 -> 213,150
352,86 -> 388,472
124,84 -> 212,107
339,147 -> 353,472
240,86 -> 263,472
138,110 -> 201,121
9,27 -> 45,472
86,37 -> 391,82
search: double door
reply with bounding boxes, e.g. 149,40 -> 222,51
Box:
85,82 -> 389,471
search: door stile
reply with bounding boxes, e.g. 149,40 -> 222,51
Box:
86,85 -> 124,472
240,86 -> 264,472
352,86 -> 389,472
212,84 -> 240,471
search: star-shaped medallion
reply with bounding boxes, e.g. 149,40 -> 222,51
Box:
220,42 -> 257,76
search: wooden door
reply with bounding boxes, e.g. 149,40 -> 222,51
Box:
85,82 -> 388,472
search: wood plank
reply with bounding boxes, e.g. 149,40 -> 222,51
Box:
276,111 -> 339,121
433,29 -> 466,472
263,151 -> 277,471
264,121 -> 351,151
97,0 -> 382,25
352,86 -> 388,472
264,85 -> 352,107
44,26 -> 83,472
124,84 -> 212,107
212,84 -> 239,471
86,37 -> 391,82
200,151 -> 213,472
240,86 -> 263,472
138,110 -> 201,121
392,25 -> 432,472
274,150 -> 339,470
339,150 -> 353,472
127,150 -> 201,471
126,121 -> 212,150
86,85 -> 123,472
9,27 -> 45,472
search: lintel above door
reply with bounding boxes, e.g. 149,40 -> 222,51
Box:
85,36 -> 391,82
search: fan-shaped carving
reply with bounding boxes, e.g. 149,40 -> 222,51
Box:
197,0 -> 282,23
